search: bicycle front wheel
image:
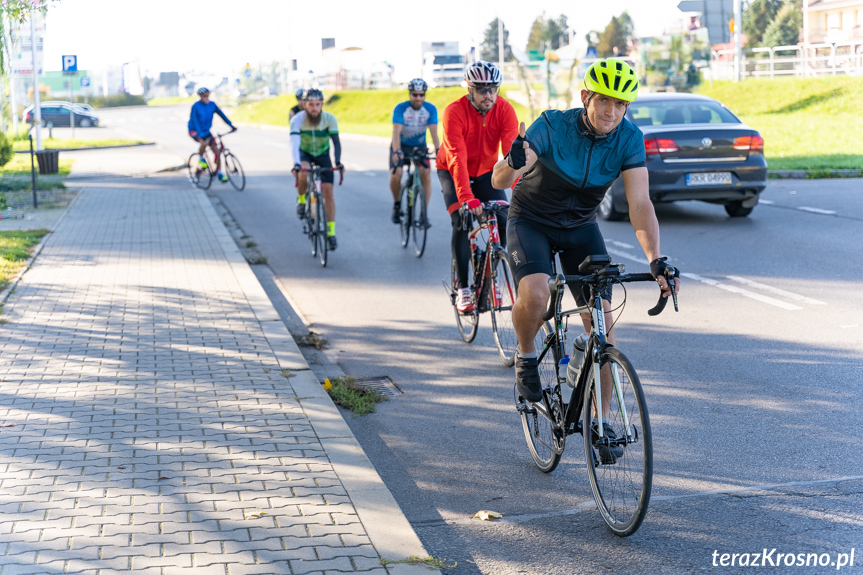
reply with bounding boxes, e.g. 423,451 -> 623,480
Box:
398,182 -> 410,248
519,321 -> 563,472
490,250 -> 517,367
308,187 -> 318,257
410,183 -> 427,258
583,347 -> 652,536
224,152 -> 245,191
451,258 -> 478,343
316,193 -> 328,268
188,153 -> 213,190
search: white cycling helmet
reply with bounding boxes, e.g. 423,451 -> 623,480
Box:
464,61 -> 501,87
407,78 -> 428,92
196,87 -> 210,95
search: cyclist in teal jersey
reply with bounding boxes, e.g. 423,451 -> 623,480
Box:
492,58 -> 681,407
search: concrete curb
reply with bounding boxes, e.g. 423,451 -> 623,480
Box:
14,142 -> 156,154
193,190 -> 439,574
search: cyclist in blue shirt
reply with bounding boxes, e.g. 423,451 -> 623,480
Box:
492,58 -> 680,409
389,78 -> 440,227
188,87 -> 236,183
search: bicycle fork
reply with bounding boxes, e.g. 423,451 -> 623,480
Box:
589,298 -> 634,445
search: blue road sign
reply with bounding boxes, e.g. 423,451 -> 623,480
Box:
62,55 -> 78,72
81,76 -> 90,87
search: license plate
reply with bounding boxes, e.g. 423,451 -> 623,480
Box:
686,172 -> 732,186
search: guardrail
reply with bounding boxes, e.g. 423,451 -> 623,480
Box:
709,41 -> 863,80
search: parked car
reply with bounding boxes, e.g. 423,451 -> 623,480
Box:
599,93 -> 767,219
23,101 -> 99,128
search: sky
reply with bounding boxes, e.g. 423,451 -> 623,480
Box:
41,0 -> 692,80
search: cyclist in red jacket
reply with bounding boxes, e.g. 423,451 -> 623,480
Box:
437,61 -> 518,313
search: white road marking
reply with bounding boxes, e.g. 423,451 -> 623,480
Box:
840,325 -> 858,329
798,206 -> 836,215
759,199 -> 774,204
726,276 -> 827,305
606,247 -> 648,265
266,141 -> 290,149
681,272 -> 803,310
609,239 -> 635,249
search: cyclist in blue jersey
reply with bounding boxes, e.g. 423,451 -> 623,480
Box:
389,78 -> 440,226
491,58 -> 681,409
188,87 -> 236,183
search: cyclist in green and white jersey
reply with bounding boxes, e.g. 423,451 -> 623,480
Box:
290,88 -> 344,251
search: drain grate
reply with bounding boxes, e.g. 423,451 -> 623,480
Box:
353,376 -> 403,396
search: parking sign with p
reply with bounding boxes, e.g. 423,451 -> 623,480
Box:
62,55 -> 77,72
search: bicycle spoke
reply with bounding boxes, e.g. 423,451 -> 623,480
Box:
490,251 -> 517,367
583,348 -> 652,536
519,322 -> 562,472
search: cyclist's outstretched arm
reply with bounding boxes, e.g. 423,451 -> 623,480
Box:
289,113 -> 303,167
429,124 -> 441,154
330,133 -> 343,167
214,104 -> 233,128
622,167 -> 679,296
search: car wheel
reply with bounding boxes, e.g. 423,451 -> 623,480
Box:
725,201 -> 754,218
79,118 -> 91,128
598,190 -> 627,221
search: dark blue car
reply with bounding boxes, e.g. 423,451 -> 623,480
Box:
600,93 -> 767,219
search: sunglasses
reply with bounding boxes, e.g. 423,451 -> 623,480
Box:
410,92 -> 425,97
473,87 -> 498,96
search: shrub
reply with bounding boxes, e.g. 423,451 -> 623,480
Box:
0,133 -> 12,167
74,93 -> 146,108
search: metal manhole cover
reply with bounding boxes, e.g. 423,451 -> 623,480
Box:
353,376 -> 403,396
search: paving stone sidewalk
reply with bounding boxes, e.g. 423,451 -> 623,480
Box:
0,183 -> 434,575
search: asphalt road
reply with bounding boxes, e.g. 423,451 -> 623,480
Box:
97,105 -> 863,574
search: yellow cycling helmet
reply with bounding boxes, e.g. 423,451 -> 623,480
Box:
584,58 -> 639,102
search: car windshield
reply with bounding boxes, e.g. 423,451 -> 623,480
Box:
626,100 -> 740,126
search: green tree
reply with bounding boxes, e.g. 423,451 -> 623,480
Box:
1,1 -> 57,76
481,18 -> 513,62
525,14 -> 571,52
762,0 -> 802,47
597,16 -> 628,57
743,0 -> 783,47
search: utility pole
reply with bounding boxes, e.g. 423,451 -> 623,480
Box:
734,0 -> 743,82
498,17 -> 504,71
30,9 -> 42,150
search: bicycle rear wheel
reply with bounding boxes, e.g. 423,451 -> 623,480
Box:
451,258 -> 478,343
398,182 -> 410,248
519,321 -> 563,472
583,347 -> 652,536
188,153 -> 213,190
307,185 -> 318,257
490,250 -> 517,367
316,193 -> 328,267
410,183 -> 427,258
224,152 -> 245,191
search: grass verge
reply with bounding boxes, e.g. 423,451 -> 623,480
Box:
12,138 -> 146,152
0,229 -> 49,292
231,85 -> 532,139
323,376 -> 387,415
147,96 -> 196,106
695,76 -> 863,171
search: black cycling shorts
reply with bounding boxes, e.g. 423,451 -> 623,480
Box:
300,151 -> 334,184
507,217 -> 611,305
390,144 -> 428,171
438,170 -> 507,213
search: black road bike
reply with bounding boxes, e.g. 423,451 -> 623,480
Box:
518,253 -> 678,536
396,148 -> 435,258
295,164 -> 343,268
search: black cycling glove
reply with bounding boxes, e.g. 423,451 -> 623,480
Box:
650,256 -> 678,279
507,134 -> 527,169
